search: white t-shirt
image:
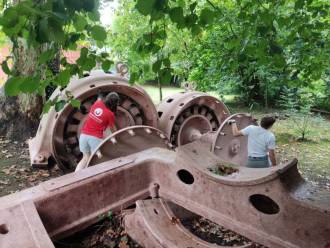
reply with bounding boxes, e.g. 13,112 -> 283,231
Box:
241,125 -> 276,157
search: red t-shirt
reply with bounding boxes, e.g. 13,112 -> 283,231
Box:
81,100 -> 115,139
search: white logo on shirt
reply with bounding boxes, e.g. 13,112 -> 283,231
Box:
94,108 -> 103,117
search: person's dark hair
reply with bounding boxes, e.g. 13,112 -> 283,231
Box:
104,92 -> 119,113
260,116 -> 276,129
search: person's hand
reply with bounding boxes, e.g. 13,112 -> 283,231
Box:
228,119 -> 236,125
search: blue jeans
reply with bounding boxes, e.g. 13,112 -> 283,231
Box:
246,156 -> 270,168
79,134 -> 103,154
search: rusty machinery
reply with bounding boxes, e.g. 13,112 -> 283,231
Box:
1,115 -> 329,247
28,68 -> 158,171
5,74 -> 329,247
29,69 -> 232,171
157,91 -> 230,146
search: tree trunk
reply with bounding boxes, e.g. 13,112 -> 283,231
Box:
0,39 -> 44,140
157,77 -> 163,102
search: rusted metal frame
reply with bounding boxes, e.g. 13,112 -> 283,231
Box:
149,143 -> 330,248
0,151 -> 171,247
1,145 -> 330,247
0,201 -> 54,248
125,198 -> 251,248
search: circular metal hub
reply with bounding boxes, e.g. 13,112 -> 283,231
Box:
177,115 -> 212,146
87,126 -> 172,166
211,113 -> 258,166
157,91 -> 230,147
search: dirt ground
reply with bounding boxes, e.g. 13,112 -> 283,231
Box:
0,136 -> 63,197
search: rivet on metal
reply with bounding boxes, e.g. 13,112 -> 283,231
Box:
128,130 -> 135,136
110,137 -> 117,144
159,133 -> 166,139
145,128 -> 152,134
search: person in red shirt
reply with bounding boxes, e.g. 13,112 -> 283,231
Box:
75,92 -> 119,172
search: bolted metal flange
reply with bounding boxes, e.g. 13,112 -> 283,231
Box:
87,126 -> 172,167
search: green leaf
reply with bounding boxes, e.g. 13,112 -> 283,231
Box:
1,61 -> 11,75
55,100 -> 66,112
57,69 -> 71,86
163,58 -> 171,67
70,99 -> 81,108
295,0 -> 305,9
4,77 -> 24,96
80,47 -> 89,58
169,7 -> 185,27
88,11 -> 100,22
73,14 -> 88,32
191,24 -> 202,36
152,60 -> 162,73
273,55 -> 286,68
129,72 -> 139,84
90,25 -> 107,41
135,0 -> 156,16
185,14 -> 198,28
199,8 -> 216,26
159,68 -> 172,84
101,52 -> 109,58
48,17 -> 65,43
19,76 -> 40,93
102,60 -> 113,72
36,18 -> 50,43
260,12 -> 274,26
190,2 -> 197,12
83,57 -> 96,71
39,49 -> 54,64
42,100 -> 53,114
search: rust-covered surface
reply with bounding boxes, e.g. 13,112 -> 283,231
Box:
157,91 -> 230,146
212,113 -> 258,166
29,70 -> 158,171
1,142 -> 330,247
10,86 -> 330,248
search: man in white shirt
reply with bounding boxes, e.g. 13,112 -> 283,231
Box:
229,116 -> 277,168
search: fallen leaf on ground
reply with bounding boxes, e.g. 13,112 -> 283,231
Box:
171,216 -> 180,225
118,241 -> 129,248
2,168 -> 11,175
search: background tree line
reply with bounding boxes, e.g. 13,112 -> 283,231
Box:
108,0 -> 329,109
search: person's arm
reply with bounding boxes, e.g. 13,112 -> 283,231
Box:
109,113 -> 117,133
268,149 -> 277,166
267,134 -> 277,166
110,125 -> 117,133
228,120 -> 245,136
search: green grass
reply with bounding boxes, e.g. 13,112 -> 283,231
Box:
272,116 -> 330,185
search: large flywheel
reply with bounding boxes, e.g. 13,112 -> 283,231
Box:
157,91 -> 230,147
29,70 -> 158,171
